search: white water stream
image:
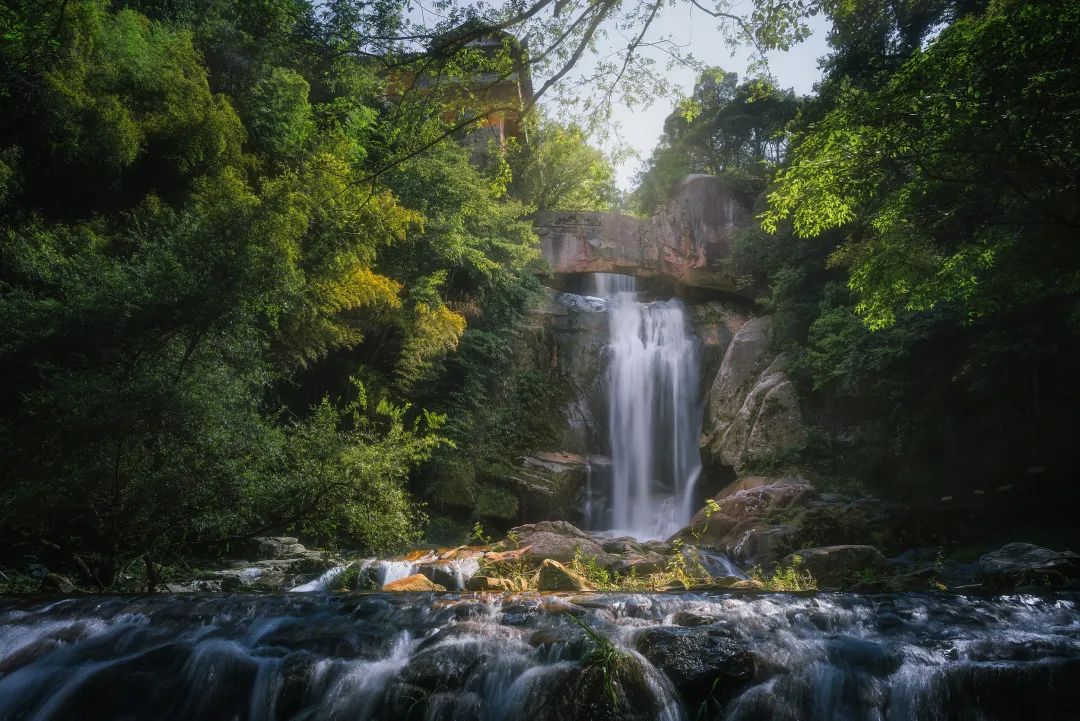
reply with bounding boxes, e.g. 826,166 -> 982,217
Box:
589,273 -> 703,540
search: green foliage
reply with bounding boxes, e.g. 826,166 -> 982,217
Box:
476,553 -> 535,589
749,555 -> 818,591
0,0 -> 547,586
569,548 -> 615,590
469,521 -> 493,546
763,0 -> 1080,330
631,69 -> 799,214
507,117 -> 618,213
245,67 -> 315,159
473,485 -> 519,520
251,387 -> 442,553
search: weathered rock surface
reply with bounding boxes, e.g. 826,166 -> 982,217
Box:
203,537 -> 343,592
519,289 -> 609,458
702,318 -> 806,472
505,521 -> 613,566
537,559 -> 593,591
465,575 -> 524,592
675,475 -> 817,566
977,543 -> 1080,591
537,175 -> 752,294
783,545 -> 889,588
690,302 -> 748,403
383,574 -> 446,592
507,451 -> 590,523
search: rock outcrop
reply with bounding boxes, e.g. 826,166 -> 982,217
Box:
701,317 -> 806,473
977,543 -> 1080,591
194,536 -> 343,592
507,451 -> 591,522
504,520 -> 612,566
676,475 -> 816,566
782,545 -> 889,588
503,521 -> 678,573
537,175 -> 751,293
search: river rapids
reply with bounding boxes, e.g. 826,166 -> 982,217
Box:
1,591 -> 1078,720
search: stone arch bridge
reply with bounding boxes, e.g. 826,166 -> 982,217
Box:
536,175 -> 752,295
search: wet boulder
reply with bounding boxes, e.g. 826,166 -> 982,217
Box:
977,543 -> 1080,591
513,655 -> 667,721
671,608 -> 719,627
537,559 -> 593,591
416,554 -> 482,591
782,545 -> 889,588
633,625 -> 756,711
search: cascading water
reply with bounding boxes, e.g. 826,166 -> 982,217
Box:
589,273 -> 703,540
3,591 -> 1078,721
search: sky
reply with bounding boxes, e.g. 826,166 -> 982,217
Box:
574,6 -> 834,189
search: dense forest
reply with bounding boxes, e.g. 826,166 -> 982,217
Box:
1,0 -> 1077,592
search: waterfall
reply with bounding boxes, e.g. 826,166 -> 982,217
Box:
589,273 -> 703,539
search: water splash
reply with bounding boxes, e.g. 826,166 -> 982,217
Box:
2,592 -> 1077,721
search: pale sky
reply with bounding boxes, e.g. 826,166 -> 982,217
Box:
566,6 -> 833,189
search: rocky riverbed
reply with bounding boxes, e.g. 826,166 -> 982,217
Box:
2,590 -> 1079,720
92,520 -> 1077,597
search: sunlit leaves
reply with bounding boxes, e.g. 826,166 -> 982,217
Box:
507,116 -> 618,213
762,0 -> 1080,329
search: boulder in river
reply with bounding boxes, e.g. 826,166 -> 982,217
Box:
633,625 -> 756,711
514,653 -> 666,721
465,575 -> 523,592
977,542 -> 1080,591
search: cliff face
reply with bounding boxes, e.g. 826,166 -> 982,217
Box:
501,175 -> 808,533
536,175 -> 752,294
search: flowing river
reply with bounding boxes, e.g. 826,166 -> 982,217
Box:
1,591 -> 1078,720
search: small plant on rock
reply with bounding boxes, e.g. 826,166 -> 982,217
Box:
470,521 -> 493,546
569,548 -> 614,590
750,555 -> 818,591
566,613 -> 636,706
477,554 -> 536,590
